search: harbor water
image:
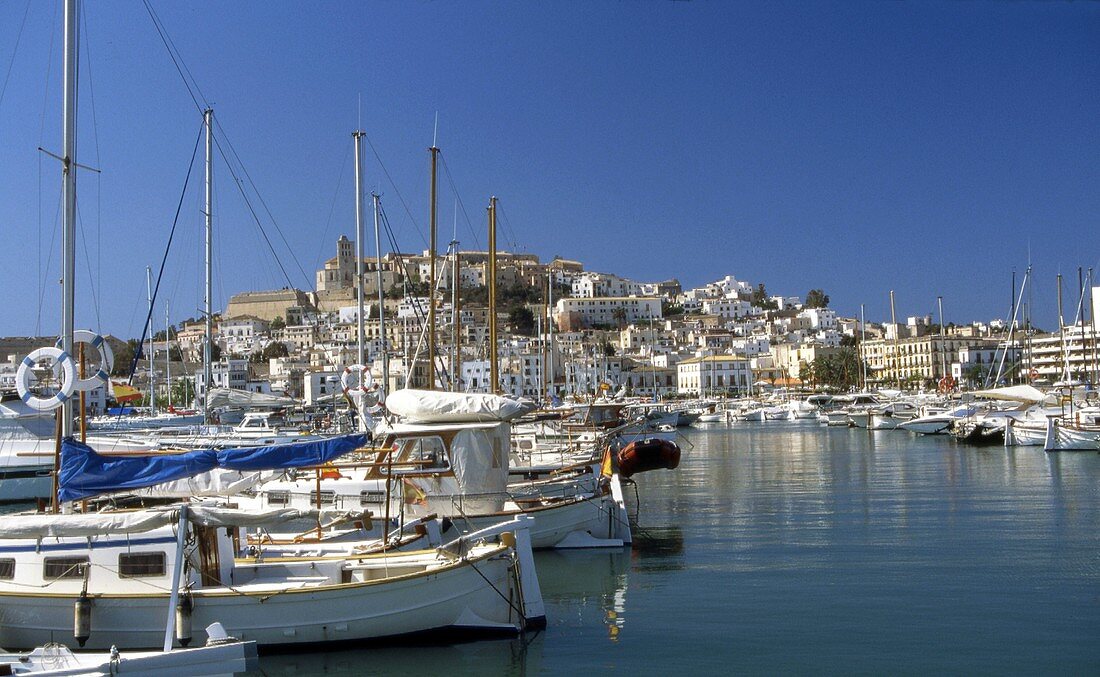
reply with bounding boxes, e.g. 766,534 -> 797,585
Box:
255,423 -> 1100,674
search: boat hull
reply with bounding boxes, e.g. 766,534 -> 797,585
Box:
0,549 -> 523,651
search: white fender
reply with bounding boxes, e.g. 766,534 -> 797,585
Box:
16,347 -> 76,412
56,330 -> 113,392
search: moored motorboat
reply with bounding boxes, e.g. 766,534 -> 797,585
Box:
616,438 -> 681,478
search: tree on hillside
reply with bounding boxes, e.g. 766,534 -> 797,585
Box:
270,315 -> 286,330
752,283 -> 778,310
611,307 -> 628,329
751,283 -> 769,306
111,340 -> 136,377
508,307 -> 535,336
805,289 -> 830,309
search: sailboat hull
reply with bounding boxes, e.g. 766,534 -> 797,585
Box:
0,548 -> 523,651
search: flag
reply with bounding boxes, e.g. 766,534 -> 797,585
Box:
110,381 -> 142,402
320,462 -> 344,480
600,445 -> 614,478
402,477 -> 428,506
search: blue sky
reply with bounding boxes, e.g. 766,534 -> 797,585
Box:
1,1 -> 1097,339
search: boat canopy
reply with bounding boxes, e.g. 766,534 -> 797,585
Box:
0,505 -> 358,540
206,388 -> 298,409
386,389 -> 535,423
969,384 -> 1050,404
58,433 -> 368,502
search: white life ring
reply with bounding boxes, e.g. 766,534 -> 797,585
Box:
340,364 -> 373,393
56,330 -> 114,392
16,347 -> 76,412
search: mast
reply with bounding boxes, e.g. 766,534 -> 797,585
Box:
451,238 -> 461,391
427,146 -> 439,389
146,266 -> 154,411
859,303 -> 867,390
937,296 -> 946,381
889,290 -> 900,389
353,131 -> 366,368
372,193 -> 389,392
1086,269 -> 1095,387
59,0 -> 77,439
1058,273 -> 1067,382
1079,267 -> 1086,382
203,108 -> 214,424
547,270 -> 555,400
488,197 -> 499,394
165,300 -> 171,410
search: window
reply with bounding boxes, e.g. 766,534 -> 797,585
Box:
120,552 -> 166,578
0,558 -> 14,579
310,490 -> 336,505
387,436 -> 448,473
266,490 -> 289,506
44,556 -> 88,579
360,490 -> 386,506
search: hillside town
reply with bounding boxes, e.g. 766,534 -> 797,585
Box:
6,235 -> 1095,412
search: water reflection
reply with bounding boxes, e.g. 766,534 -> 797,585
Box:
537,549 -> 629,642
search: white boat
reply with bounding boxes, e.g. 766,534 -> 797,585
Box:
869,402 -> 920,430
786,400 -> 819,420
0,624 -> 256,676
739,407 -> 766,422
763,406 -> 789,421
0,505 -> 545,651
1044,417 -> 1100,451
823,411 -> 850,426
897,405 -> 977,435
1004,417 -> 1047,446
696,410 -> 729,423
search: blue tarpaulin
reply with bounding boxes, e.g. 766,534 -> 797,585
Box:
58,434 -> 369,502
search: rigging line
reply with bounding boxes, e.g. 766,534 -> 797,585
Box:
80,4 -> 103,331
212,117 -> 313,290
36,188 -> 64,337
141,0 -> 206,114
437,152 -> 482,250
35,0 -> 60,336
210,133 -> 298,292
0,0 -> 32,113
361,131 -> 429,249
495,200 -> 521,252
76,203 -> 102,330
315,139 -> 352,276
125,121 -> 204,385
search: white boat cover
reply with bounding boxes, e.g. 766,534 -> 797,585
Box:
0,506 -> 360,539
449,427 -> 508,500
206,388 -> 298,409
133,469 -> 279,498
969,384 -> 1050,404
386,389 -> 536,423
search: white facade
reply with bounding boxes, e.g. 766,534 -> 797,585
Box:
800,308 -> 838,331
554,297 -> 662,328
677,355 -> 752,395
195,358 -> 249,401
303,370 -> 341,404
571,273 -> 639,299
701,299 -> 754,319
217,317 -> 270,356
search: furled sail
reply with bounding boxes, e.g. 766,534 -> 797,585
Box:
386,389 -> 535,423
58,433 -> 368,502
